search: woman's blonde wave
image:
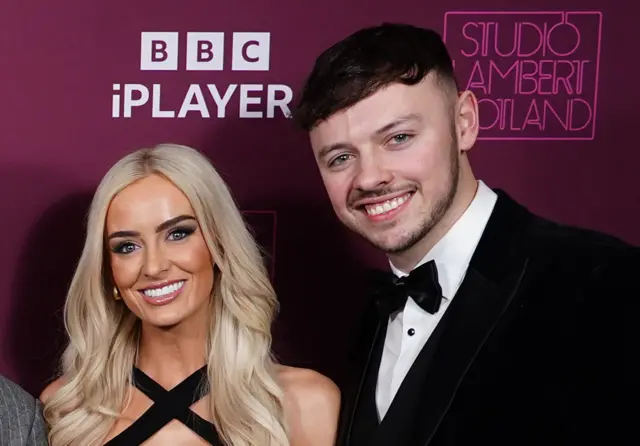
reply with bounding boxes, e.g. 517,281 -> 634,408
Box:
43,144 -> 288,446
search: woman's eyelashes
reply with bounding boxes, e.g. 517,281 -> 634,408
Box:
112,241 -> 138,255
110,226 -> 197,254
167,226 -> 196,241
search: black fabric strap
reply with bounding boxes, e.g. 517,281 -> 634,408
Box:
104,366 -> 223,445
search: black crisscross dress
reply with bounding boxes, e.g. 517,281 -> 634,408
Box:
104,365 -> 223,445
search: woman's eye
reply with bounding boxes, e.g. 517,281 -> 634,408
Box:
168,227 -> 195,241
113,243 -> 137,254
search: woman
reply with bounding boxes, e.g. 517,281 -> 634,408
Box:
40,144 -> 340,445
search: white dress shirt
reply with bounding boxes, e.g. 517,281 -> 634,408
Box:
375,180 -> 498,419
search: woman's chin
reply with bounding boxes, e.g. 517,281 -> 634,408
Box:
141,312 -> 188,330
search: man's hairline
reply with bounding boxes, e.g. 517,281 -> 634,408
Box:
305,72 -> 459,133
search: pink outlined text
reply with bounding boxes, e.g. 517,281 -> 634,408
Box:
443,11 -> 602,141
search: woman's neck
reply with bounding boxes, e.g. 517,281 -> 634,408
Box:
136,320 -> 208,389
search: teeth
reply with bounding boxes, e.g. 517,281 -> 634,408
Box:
365,194 -> 410,216
143,280 -> 184,298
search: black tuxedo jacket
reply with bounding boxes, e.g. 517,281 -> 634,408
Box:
337,190 -> 638,446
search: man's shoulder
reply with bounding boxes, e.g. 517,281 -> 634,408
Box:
515,204 -> 635,258
0,374 -> 36,408
487,189 -> 636,271
533,213 -> 632,246
0,375 -> 48,444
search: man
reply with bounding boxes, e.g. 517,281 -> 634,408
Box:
293,23 -> 637,446
0,374 -> 47,445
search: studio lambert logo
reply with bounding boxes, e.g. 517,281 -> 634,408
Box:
443,11 -> 602,140
112,31 -> 293,119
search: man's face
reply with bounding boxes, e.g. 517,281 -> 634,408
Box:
309,75 -> 465,255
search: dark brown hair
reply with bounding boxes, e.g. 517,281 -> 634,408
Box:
293,23 -> 458,131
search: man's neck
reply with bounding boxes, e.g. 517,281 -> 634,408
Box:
389,180 -> 479,273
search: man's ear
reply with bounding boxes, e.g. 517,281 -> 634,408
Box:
455,90 -> 479,153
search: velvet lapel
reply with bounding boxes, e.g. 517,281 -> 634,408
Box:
337,300 -> 387,446
410,190 -> 533,445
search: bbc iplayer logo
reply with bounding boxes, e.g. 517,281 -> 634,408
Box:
140,32 -> 270,71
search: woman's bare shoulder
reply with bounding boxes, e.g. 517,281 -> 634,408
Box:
277,365 -> 341,446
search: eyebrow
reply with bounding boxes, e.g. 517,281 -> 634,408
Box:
316,113 -> 422,160
317,142 -> 350,160
373,113 -> 422,136
107,215 -> 197,240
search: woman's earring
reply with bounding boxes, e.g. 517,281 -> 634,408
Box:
113,286 -> 121,300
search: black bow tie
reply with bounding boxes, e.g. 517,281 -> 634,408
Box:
371,260 -> 444,318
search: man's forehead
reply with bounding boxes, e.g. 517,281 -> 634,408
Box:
310,83 -> 434,145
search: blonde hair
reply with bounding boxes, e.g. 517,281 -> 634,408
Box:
43,144 -> 288,446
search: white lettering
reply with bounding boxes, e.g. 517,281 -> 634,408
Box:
267,84 -> 293,118
112,84 -> 121,118
112,83 -> 295,119
123,84 -> 149,118
152,84 -> 175,118
207,84 -> 237,118
239,84 -> 263,118
178,85 -> 209,118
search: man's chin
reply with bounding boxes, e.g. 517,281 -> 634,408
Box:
362,231 -> 419,255
343,214 -> 422,251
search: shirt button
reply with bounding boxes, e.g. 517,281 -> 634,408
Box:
407,328 -> 415,336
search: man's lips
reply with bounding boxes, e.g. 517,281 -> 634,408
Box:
352,190 -> 414,209
357,192 -> 413,219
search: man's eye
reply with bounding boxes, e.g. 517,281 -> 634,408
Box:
329,154 -> 352,167
391,134 -> 411,144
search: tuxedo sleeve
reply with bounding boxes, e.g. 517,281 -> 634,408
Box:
587,246 -> 639,445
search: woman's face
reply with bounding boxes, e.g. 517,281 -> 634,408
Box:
105,174 -> 215,328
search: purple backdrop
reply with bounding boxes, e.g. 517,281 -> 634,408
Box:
0,0 -> 637,396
